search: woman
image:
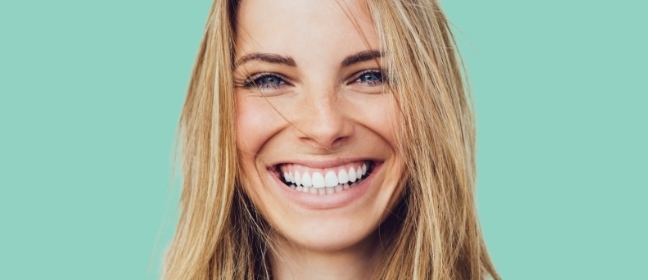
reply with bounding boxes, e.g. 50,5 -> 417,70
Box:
163,0 -> 499,279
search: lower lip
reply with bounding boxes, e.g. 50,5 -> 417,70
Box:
270,163 -> 382,210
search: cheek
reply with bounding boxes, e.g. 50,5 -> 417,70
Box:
235,97 -> 285,156
235,97 -> 289,218
350,94 -> 401,151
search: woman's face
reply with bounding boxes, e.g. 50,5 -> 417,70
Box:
234,0 -> 405,251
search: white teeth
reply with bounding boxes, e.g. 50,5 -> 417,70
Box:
302,172 -> 312,187
337,169 -> 349,184
312,172 -> 325,188
283,162 -> 372,194
348,167 -> 357,182
324,171 -> 338,187
294,171 -> 301,186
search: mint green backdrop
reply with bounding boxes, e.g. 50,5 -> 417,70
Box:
1,0 -> 646,279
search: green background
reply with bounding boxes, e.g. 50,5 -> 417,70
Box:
1,0 -> 645,279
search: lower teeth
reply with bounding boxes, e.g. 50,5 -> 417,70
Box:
284,175 -> 367,195
289,182 -> 356,195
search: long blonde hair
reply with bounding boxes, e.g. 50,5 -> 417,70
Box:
163,0 -> 499,279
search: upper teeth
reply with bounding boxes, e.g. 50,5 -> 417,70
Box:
282,162 -> 368,188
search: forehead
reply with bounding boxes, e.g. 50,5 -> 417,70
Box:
234,0 -> 379,62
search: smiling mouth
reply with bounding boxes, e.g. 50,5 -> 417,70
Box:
273,160 -> 377,195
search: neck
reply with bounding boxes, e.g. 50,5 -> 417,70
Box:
269,231 -> 383,280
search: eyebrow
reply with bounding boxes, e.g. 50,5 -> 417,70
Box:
234,53 -> 297,69
233,50 -> 384,69
340,50 -> 384,67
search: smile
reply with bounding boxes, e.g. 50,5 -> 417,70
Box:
274,160 -> 377,195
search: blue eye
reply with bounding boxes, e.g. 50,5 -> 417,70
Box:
355,70 -> 384,86
244,73 -> 287,89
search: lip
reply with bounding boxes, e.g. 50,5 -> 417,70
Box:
268,160 -> 384,210
267,158 -> 378,170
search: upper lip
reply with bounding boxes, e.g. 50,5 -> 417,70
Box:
267,158 -> 379,170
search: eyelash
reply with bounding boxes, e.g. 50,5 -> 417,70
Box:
350,69 -> 385,86
239,69 -> 387,91
242,72 -> 289,90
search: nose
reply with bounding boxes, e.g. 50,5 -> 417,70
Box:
293,87 -> 353,150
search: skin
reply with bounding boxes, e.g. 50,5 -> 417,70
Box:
233,0 -> 405,279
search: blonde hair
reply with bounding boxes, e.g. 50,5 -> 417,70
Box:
163,0 -> 499,279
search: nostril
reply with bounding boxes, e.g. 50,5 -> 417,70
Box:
300,134 -> 349,150
330,136 -> 349,148
295,119 -> 354,150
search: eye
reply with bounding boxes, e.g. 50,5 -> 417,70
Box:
243,73 -> 288,90
352,70 -> 384,86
